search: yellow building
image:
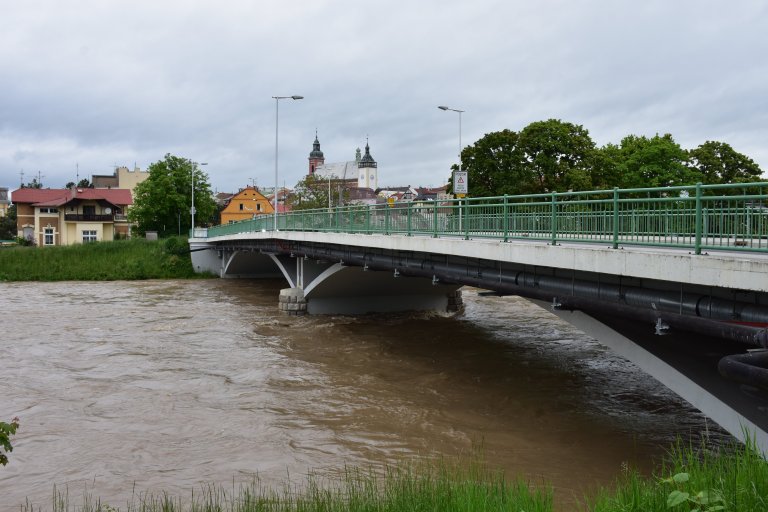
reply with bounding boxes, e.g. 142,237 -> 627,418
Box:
220,186 -> 274,224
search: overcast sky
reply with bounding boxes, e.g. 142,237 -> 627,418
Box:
2,0 -> 767,194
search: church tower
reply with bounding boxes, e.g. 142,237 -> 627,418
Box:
357,139 -> 377,189
308,131 -> 325,175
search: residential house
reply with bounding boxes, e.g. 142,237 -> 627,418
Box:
220,186 -> 274,224
11,187 -> 133,246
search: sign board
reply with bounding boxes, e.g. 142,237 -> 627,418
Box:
453,170 -> 468,195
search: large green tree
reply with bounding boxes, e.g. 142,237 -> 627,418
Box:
454,129 -> 524,197
129,154 -> 217,236
687,141 -> 763,185
517,119 -> 596,193
614,134 -> 695,188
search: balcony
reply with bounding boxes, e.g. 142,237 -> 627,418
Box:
64,214 -> 115,222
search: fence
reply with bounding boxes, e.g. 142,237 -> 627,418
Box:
203,182 -> 768,254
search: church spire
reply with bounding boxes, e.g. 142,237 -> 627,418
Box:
308,130 -> 325,175
358,138 -> 377,168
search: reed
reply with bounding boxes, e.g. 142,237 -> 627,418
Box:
0,237 -> 208,281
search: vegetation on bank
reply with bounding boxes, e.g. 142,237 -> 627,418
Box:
0,237 -> 210,281
14,439 -> 768,512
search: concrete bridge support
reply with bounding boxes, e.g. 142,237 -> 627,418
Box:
271,255 -> 463,315
190,243 -> 463,315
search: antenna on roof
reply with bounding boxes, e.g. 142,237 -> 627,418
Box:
76,162 -> 79,182
20,169 -> 24,186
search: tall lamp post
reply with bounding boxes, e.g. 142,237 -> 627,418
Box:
272,95 -> 303,231
438,105 -> 465,230
190,161 -> 207,235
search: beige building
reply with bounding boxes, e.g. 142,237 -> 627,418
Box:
11,187 -> 133,246
92,166 -> 148,196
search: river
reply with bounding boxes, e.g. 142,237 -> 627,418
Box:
0,279 -> 729,509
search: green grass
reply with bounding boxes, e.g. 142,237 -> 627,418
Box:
589,434 -> 768,511
0,237 -> 211,281
18,438 -> 768,512
25,458 -> 553,512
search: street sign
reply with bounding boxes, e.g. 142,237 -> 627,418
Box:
453,170 -> 468,195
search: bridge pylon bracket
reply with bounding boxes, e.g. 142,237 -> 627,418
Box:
654,318 -> 670,336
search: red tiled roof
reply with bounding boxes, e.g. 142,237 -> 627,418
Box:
11,188 -> 133,207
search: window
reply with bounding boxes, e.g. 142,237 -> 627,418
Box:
44,228 -> 54,245
256,203 -> 261,211
82,230 -> 97,243
239,203 -> 244,211
39,208 -> 58,213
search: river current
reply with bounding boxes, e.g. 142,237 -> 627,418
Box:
0,279 -> 728,509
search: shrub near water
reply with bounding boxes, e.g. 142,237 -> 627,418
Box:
0,237 -> 207,281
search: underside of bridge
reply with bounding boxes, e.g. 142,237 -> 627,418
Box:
193,238 -> 768,342
191,237 -> 768,452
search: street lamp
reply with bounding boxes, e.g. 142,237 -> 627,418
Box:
273,95 -> 304,231
438,105 -> 465,230
191,161 -> 207,235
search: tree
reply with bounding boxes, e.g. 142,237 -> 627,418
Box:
687,141 -> 763,185
517,119 -> 596,193
590,143 -> 624,190
452,129 -> 525,197
289,174 -> 346,211
20,178 -> 42,189
128,154 -> 217,236
65,178 -> 93,189
0,417 -> 19,466
0,204 -> 17,240
614,134 -> 695,188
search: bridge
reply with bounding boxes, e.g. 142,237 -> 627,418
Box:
190,182 -> 768,452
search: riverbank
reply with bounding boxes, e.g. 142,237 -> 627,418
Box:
0,237 -> 210,281
17,440 -> 768,511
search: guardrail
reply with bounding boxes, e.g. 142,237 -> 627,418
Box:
201,182 -> 768,254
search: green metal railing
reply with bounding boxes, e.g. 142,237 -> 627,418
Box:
202,182 -> 768,254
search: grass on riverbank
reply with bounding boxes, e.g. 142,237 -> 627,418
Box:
35,458 -> 553,512
590,436 -> 768,511
20,438 -> 768,512
0,237 -> 209,281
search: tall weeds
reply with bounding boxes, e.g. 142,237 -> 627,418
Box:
0,237 -> 207,281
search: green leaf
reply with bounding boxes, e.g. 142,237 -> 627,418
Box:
667,490 -> 690,508
672,472 -> 690,483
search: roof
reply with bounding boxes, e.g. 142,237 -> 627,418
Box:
11,187 -> 132,207
314,161 -> 359,180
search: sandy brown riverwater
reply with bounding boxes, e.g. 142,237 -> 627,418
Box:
0,279 -> 728,510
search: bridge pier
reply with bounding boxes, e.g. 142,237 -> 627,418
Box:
190,242 -> 463,315
278,287 -> 307,315
279,260 -> 463,315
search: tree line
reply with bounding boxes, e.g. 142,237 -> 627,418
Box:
451,119 -> 763,197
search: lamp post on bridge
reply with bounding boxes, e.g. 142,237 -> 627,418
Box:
273,95 -> 304,231
438,105 -> 466,230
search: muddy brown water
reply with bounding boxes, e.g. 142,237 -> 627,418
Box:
0,279 -> 728,509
